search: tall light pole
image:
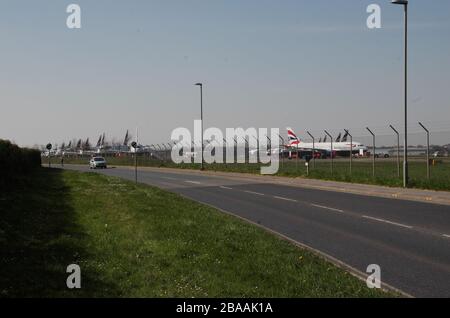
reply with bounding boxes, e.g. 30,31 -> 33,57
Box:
195,83 -> 204,170
392,0 -> 409,187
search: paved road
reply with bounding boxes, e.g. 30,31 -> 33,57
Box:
63,165 -> 450,297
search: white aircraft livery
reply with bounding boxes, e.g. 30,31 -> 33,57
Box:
286,128 -> 367,153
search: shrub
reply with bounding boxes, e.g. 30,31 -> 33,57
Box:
0,139 -> 41,189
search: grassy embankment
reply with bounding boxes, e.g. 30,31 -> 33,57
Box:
1,167 -> 392,297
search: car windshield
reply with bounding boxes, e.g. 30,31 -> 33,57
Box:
94,157 -> 105,162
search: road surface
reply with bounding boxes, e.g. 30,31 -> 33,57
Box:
62,165 -> 450,297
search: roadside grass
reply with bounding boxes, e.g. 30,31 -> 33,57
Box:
0,168 -> 392,297
58,156 -> 450,191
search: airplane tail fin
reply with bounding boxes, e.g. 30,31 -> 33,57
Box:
287,127 -> 300,146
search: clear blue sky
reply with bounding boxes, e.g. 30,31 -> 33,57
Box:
1,0 -> 449,147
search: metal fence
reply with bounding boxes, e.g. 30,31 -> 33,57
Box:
47,124 -> 450,187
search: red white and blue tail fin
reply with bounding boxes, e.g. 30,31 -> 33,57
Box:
287,127 -> 300,146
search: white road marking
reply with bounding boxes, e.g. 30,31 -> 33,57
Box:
185,180 -> 201,185
273,196 -> 298,203
443,234 -> 450,239
362,215 -> 413,229
220,186 -> 233,190
162,176 -> 177,180
311,204 -> 344,213
244,190 -> 265,196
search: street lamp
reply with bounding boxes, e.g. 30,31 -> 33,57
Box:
195,83 -> 204,170
391,0 -> 409,187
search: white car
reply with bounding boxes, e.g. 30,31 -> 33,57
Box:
89,157 -> 107,169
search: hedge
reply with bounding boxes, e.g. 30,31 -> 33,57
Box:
0,139 -> 41,188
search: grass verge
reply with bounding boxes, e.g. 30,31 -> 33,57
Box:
1,168 -> 393,297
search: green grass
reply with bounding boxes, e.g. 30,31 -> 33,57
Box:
0,168 -> 392,297
58,155 -> 450,191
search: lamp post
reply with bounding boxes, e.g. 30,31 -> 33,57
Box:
195,83 -> 204,170
391,0 -> 409,187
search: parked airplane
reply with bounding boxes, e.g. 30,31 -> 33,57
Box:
286,128 -> 367,155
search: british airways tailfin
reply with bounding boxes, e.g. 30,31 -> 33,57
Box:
286,127 -> 300,146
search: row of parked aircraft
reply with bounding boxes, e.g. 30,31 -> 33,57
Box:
45,128 -> 367,159
43,130 -> 148,157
